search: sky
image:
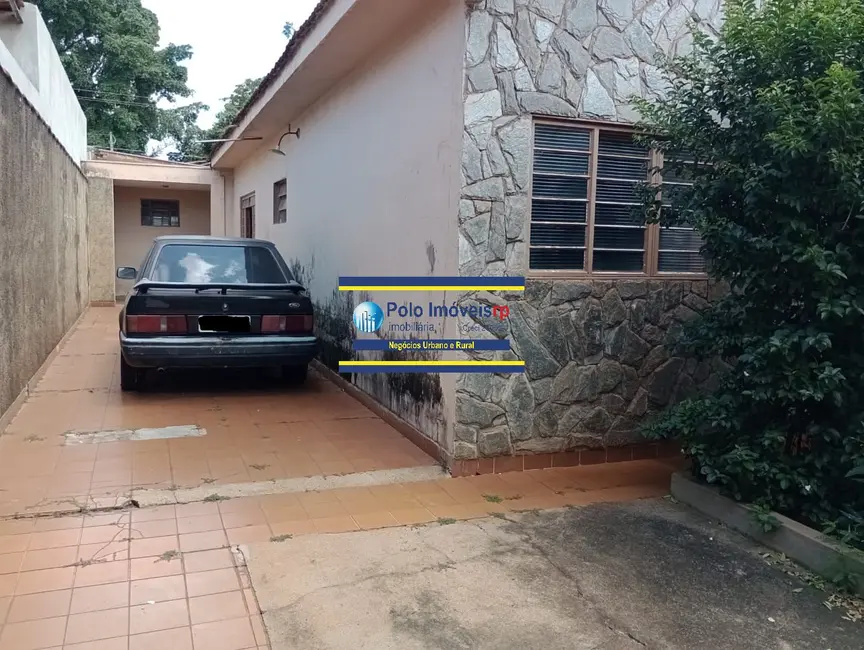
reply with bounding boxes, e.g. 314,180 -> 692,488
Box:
140,0 -> 320,130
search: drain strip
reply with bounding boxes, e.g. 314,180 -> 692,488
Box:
64,425 -> 206,444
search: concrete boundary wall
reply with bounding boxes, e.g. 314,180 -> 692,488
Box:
0,67 -> 90,420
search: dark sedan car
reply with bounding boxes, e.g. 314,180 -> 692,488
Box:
116,236 -> 317,391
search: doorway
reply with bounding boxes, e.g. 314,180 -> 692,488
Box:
240,192 -> 255,238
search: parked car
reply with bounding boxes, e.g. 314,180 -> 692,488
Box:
116,236 -> 317,391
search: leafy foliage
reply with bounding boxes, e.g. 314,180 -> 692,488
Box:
283,22 -> 295,39
207,77 -> 262,142
167,77 -> 262,162
32,0 -> 201,153
635,0 -> 864,551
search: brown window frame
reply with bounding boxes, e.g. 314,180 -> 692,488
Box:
527,118 -> 707,279
273,179 -> 287,224
240,192 -> 256,238
141,199 -> 180,227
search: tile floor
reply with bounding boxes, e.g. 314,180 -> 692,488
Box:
0,458 -> 679,649
0,307 -> 435,517
0,307 -> 684,648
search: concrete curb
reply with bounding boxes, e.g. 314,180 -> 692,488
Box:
133,464 -> 448,507
671,472 -> 864,596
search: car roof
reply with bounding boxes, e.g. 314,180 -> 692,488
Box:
153,235 -> 276,246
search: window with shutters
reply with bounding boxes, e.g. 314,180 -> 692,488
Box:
141,199 -> 180,227
273,179 -> 287,224
529,120 -> 706,276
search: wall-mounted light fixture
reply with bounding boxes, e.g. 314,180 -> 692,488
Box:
270,126 -> 300,156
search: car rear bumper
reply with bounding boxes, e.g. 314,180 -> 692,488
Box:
120,334 -> 318,369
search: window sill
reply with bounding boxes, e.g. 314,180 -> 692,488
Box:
526,270 -> 709,281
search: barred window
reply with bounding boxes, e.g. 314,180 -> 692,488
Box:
141,199 -> 179,227
273,179 -> 287,224
529,121 -> 705,275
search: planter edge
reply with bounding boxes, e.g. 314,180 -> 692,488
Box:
670,472 -> 864,596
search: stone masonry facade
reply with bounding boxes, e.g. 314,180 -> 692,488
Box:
453,0 -> 725,460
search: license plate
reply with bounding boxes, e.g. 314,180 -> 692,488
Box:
198,315 -> 251,333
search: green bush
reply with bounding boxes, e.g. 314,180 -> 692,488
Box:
635,0 -> 864,550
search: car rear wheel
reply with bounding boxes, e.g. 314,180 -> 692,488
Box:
120,356 -> 142,391
282,364 -> 308,385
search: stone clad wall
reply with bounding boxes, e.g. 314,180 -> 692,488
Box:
453,0 -> 725,459
454,279 -> 727,459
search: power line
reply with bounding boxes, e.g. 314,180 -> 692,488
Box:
73,87 -> 206,108
77,96 -> 207,115
77,96 -> 159,108
72,87 -> 157,102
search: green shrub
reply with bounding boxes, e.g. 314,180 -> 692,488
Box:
635,0 -> 864,550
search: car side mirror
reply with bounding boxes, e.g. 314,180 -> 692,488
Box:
116,267 -> 137,280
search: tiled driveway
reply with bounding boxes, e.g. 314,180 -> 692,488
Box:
0,307 -> 681,649
0,307 -> 435,518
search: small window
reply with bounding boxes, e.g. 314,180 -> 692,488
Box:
529,121 -> 706,276
151,244 -> 288,284
273,180 -> 287,224
141,199 -> 180,227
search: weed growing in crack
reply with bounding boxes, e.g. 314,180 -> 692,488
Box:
200,478 -> 216,485
437,518 -> 456,525
23,435 -> 44,443
270,534 -> 293,542
483,494 -> 503,503
156,550 -> 180,563
203,494 -> 229,502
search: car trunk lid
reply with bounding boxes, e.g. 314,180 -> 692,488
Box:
125,284 -> 313,335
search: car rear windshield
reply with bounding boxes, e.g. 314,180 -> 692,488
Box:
150,244 -> 289,284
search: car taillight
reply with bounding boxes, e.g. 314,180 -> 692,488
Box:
262,314 -> 313,333
127,315 -> 187,334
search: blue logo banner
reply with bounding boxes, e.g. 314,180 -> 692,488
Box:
352,339 -> 510,351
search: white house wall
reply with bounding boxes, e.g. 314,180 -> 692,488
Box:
231,0 -> 466,450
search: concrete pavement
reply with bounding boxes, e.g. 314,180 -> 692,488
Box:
244,498 -> 862,650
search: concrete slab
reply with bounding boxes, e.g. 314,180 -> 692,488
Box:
244,499 -> 862,650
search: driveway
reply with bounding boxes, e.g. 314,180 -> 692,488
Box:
244,499 -> 862,650
0,448 -> 679,649
0,307 -> 435,517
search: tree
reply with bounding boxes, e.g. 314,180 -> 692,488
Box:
283,22 -> 294,39
32,0 -> 198,153
166,76 -> 262,161
636,0 -> 864,550
208,77 -> 262,141
161,102 -> 209,162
